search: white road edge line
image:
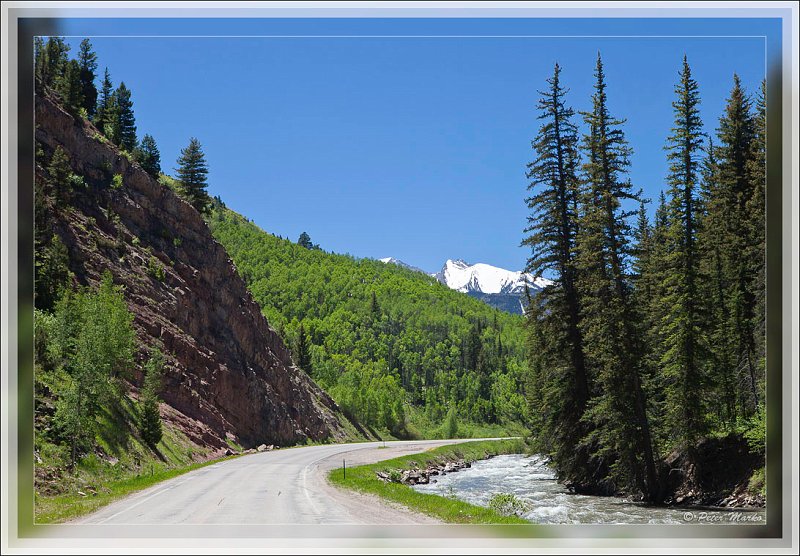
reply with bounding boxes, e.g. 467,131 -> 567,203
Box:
94,485 -> 174,524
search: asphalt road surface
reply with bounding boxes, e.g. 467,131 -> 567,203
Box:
78,438 -> 489,525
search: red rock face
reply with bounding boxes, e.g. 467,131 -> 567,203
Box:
35,93 -> 358,450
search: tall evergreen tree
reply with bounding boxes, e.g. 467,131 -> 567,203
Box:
658,56 -> 708,459
714,75 -> 759,417
139,347 -> 164,448
745,79 -> 766,395
34,36 -> 46,89
56,59 -> 84,114
698,138 -> 738,427
38,36 -> 69,89
136,134 -> 162,177
114,82 -> 137,152
175,137 -> 211,215
574,53 -> 658,500
94,67 -> 115,133
77,39 -> 99,118
522,62 -> 592,485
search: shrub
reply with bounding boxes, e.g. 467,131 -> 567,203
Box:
146,255 -> 165,282
67,173 -> 86,190
488,493 -> 530,517
111,174 -> 123,189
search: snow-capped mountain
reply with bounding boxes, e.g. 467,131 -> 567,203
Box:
434,259 -> 551,315
434,259 -> 550,295
378,257 -> 427,275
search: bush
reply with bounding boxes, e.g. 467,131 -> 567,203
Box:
488,493 -> 530,517
743,406 -> 766,455
67,173 -> 86,190
111,174 -> 123,189
146,255 -> 165,282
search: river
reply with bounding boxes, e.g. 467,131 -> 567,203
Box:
412,454 -> 766,524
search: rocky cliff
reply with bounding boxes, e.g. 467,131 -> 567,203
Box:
35,93 -> 363,450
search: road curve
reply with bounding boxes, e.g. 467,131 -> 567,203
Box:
78,439 -> 490,525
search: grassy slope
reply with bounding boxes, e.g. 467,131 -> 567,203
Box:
328,438 -> 530,524
34,373 -> 223,523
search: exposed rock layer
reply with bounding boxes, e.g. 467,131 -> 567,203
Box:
35,93 -> 360,450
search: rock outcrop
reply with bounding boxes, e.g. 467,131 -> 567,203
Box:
35,93 -> 362,450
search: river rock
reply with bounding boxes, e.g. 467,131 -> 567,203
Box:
257,444 -> 267,452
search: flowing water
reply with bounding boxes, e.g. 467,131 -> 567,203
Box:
412,454 -> 766,525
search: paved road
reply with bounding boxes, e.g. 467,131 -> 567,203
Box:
78,439 -> 486,525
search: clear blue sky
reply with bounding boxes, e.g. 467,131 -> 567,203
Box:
54,17 -> 775,273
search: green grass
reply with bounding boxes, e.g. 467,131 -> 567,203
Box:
33,378 -> 226,524
328,438 -> 530,524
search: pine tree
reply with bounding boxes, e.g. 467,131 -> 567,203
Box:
522,62 -> 593,485
745,79 -> 766,400
94,67 -> 115,132
34,36 -> 45,89
56,59 -> 84,114
298,232 -> 314,249
658,56 -> 708,459
139,347 -> 164,448
575,53 -> 658,500
77,39 -> 98,118
714,75 -> 759,418
175,137 -> 211,215
115,82 -> 137,152
698,138 -> 738,428
37,37 -> 69,89
136,134 -> 162,177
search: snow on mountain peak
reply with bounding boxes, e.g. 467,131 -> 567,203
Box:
378,257 -> 427,274
435,259 -> 550,295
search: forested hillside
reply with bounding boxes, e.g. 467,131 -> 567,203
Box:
209,204 -> 530,438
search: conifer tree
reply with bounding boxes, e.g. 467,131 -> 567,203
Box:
139,347 -> 164,448
34,37 -> 46,89
37,36 -> 69,89
745,79 -> 766,391
659,56 -> 708,457
575,53 -> 658,499
57,59 -> 84,114
175,137 -> 211,215
136,134 -> 162,177
77,39 -> 98,118
94,67 -> 115,132
115,82 -> 137,152
522,62 -> 592,484
697,138 -> 738,427
714,75 -> 759,417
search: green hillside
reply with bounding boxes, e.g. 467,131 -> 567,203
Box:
208,201 -> 529,438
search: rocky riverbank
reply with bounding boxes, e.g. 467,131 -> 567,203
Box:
375,454 -> 496,486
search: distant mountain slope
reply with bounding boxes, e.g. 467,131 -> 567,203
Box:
433,259 -> 550,315
208,206 -> 530,433
34,92 -> 363,450
378,257 -> 427,275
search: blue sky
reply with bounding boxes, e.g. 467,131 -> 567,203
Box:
54,17 -> 775,273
